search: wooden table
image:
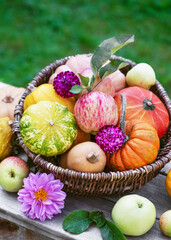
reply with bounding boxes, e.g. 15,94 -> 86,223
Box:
0,149 -> 171,240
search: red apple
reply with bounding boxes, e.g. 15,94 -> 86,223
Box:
0,156 -> 30,192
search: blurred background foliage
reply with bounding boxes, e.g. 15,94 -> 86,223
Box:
0,0 -> 170,96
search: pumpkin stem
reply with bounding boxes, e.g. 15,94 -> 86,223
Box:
2,95 -> 14,103
120,94 -> 129,143
86,151 -> 99,163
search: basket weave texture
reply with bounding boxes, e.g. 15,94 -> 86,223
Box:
11,55 -> 171,197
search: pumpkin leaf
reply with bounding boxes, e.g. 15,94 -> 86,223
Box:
89,211 -> 106,228
100,220 -> 127,240
78,73 -> 90,87
70,85 -> 84,94
91,34 -> 134,76
62,210 -> 93,234
99,59 -> 125,80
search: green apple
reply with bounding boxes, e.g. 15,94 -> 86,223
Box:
126,63 -> 156,89
0,156 -> 30,192
159,210 -> 171,237
112,194 -> 156,236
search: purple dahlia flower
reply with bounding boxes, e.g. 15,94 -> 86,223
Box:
53,71 -> 80,98
95,125 -> 125,154
17,172 -> 66,222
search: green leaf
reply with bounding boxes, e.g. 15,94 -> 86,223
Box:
62,210 -> 93,234
89,211 -> 106,228
89,75 -> 95,88
70,85 -> 84,94
100,220 -> 127,240
99,59 -> 125,80
91,34 -> 134,76
78,73 -> 90,87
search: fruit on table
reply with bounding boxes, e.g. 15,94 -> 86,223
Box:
0,85 -> 25,120
20,101 -> 77,157
0,117 -> 13,161
24,84 -> 76,114
107,120 -> 160,171
74,91 -> 118,134
165,169 -> 171,197
60,141 -> 106,172
159,210 -> 171,237
126,63 -> 156,89
115,86 -> 169,138
112,194 -> 156,236
0,156 -> 30,192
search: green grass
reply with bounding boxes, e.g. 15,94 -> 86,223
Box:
0,0 -> 171,96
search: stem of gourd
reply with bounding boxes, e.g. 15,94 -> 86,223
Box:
120,94 -> 129,143
86,152 -> 99,163
2,95 -> 14,103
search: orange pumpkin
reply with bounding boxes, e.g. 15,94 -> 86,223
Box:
0,86 -> 25,120
165,169 -> 171,197
107,120 -> 160,171
114,86 -> 169,138
107,94 -> 160,171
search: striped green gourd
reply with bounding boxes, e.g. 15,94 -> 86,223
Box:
19,101 -> 77,157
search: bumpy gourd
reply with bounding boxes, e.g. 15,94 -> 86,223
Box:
0,117 -> 13,161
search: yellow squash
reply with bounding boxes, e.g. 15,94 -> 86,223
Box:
24,83 -> 76,113
0,117 -> 13,161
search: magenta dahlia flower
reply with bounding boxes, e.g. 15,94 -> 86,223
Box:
53,71 -> 80,98
17,172 -> 66,222
95,125 -> 125,154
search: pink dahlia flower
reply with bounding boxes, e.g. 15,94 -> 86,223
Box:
53,71 -> 80,98
17,172 -> 66,222
95,125 -> 125,154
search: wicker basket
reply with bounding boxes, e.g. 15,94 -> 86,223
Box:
11,55 -> 171,197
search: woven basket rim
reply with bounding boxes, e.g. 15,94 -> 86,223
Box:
11,54 -> 171,195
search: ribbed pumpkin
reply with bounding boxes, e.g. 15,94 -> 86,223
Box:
114,86 -> 169,138
24,83 -> 76,114
107,120 -> 160,171
107,94 -> 160,171
20,101 -> 77,157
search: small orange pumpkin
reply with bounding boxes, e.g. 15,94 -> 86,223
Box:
107,120 -> 160,171
0,86 -> 25,120
107,94 -> 160,171
165,169 -> 171,197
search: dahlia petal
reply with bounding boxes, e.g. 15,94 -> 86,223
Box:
43,199 -> 53,205
21,203 -> 31,213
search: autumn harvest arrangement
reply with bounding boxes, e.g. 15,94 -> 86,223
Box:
0,34 -> 171,238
